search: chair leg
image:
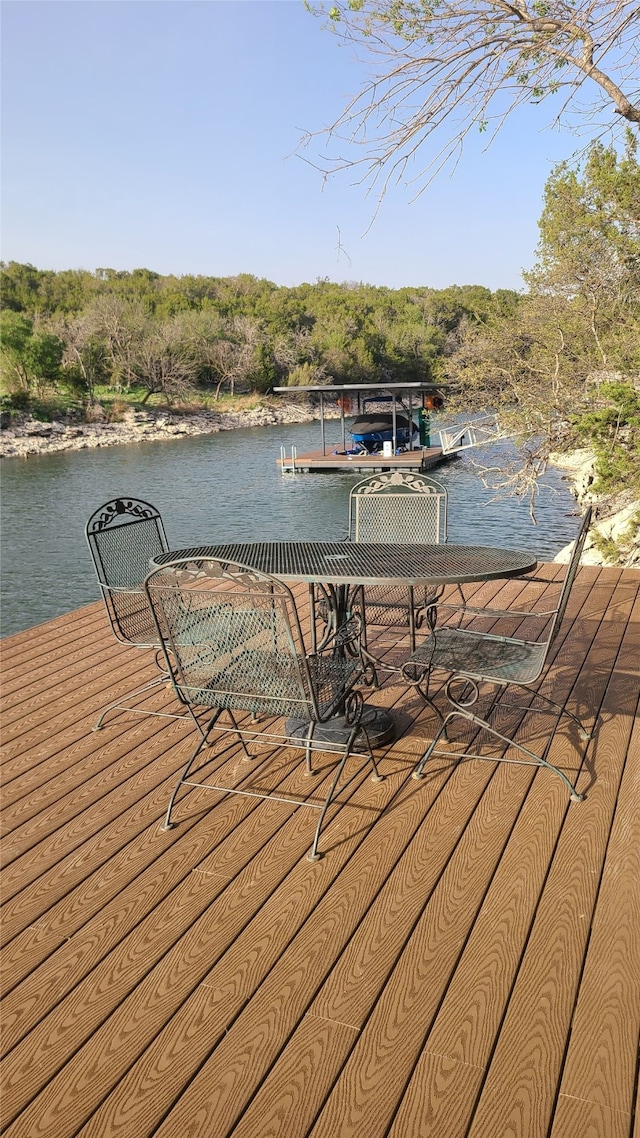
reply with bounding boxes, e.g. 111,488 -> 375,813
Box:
93,675 -> 199,732
303,722 -> 318,776
413,705 -> 585,802
362,728 -> 384,784
227,709 -> 256,761
162,708 -> 223,830
307,739 -> 354,863
412,714 -> 454,781
401,659 -> 446,729
504,686 -> 593,742
307,723 -> 383,863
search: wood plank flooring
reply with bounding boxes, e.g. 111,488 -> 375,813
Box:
1,566 -> 639,1138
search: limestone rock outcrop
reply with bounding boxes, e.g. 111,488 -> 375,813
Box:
550,449 -> 639,568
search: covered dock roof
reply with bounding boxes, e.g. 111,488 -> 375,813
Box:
272,381 -> 447,396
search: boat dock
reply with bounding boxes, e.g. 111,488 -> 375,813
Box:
1,564 -> 638,1137
273,380 -> 452,475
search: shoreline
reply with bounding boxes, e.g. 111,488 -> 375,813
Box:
0,401 -> 326,460
549,448 -> 639,568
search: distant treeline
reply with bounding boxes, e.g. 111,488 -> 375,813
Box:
0,260 -> 519,404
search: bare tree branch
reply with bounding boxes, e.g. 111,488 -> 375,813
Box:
305,1 -> 640,194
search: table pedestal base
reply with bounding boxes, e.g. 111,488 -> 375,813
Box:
286,705 -> 395,749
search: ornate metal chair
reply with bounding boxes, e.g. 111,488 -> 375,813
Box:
86,497 -> 194,732
349,470 -> 448,654
144,556 -> 384,862
402,506 -> 593,801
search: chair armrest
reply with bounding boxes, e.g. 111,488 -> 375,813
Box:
400,638 -> 437,686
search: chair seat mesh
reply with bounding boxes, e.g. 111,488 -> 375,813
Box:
411,628 -> 548,686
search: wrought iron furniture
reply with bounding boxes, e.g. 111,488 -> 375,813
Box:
401,507 -> 593,801
144,556 -> 383,862
348,470 -> 448,654
86,497 -> 193,732
150,541 -> 538,743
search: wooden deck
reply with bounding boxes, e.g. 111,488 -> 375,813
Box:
1,565 -> 639,1138
277,445 -> 447,474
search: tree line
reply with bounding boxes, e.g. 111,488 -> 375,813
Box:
443,135 -> 639,505
0,261 -> 513,406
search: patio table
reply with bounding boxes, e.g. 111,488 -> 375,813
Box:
151,541 -> 537,745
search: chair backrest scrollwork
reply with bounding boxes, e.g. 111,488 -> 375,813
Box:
350,470 -> 448,544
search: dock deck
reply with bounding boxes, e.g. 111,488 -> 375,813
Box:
277,445 -> 447,474
1,565 -> 639,1137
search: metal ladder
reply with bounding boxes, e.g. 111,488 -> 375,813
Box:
280,445 -> 297,473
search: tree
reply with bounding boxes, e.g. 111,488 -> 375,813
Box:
446,137 -> 640,501
54,310 -> 110,403
526,130 -> 640,369
195,315 -> 266,399
0,310 -> 64,395
81,295 -> 148,390
134,320 -> 200,404
0,311 -> 34,388
0,262 -> 44,313
307,1 -> 640,195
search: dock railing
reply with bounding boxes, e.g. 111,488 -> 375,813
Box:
438,416 -> 506,454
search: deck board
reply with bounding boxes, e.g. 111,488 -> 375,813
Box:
1,568 -> 639,1138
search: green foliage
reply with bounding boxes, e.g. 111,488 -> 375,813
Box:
573,382 -> 640,494
26,333 -> 65,385
0,388 -> 77,423
1,310 -> 33,362
529,132 -> 640,323
285,361 -> 326,386
59,364 -> 92,401
0,390 -> 30,416
0,263 -> 43,313
1,262 -> 503,403
0,309 -> 64,393
443,137 -> 640,542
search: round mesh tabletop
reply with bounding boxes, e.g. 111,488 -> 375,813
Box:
152,542 -> 537,586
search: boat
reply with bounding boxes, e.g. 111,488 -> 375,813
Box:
349,412 -> 419,454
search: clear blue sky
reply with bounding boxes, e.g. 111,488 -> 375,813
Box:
2,0 -> 590,291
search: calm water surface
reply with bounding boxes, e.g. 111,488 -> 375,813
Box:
1,419 -> 580,636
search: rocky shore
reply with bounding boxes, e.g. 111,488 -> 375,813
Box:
0,401 -> 325,460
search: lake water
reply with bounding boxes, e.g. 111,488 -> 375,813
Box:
0,419 -> 581,637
